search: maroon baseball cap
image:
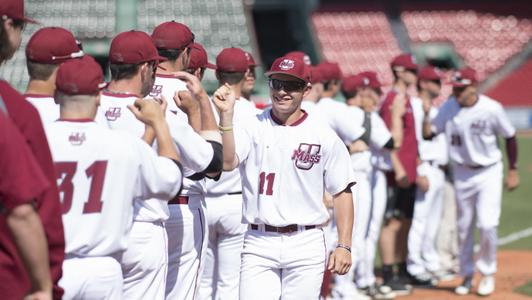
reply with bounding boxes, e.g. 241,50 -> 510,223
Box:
341,74 -> 369,94
56,55 -> 105,95
26,27 -> 83,64
451,67 -> 477,87
358,71 -> 382,88
418,66 -> 441,81
285,51 -> 312,66
245,51 -> 257,67
391,53 -> 418,71
152,21 -> 194,50
188,42 -> 215,70
0,0 -> 37,24
216,47 -> 249,73
109,30 -> 166,64
319,61 -> 343,82
309,65 -> 325,84
265,55 -> 310,83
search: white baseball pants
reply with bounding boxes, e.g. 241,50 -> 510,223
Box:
239,227 -> 327,300
61,256 -> 123,300
199,193 -> 247,300
454,162 -> 502,277
407,163 -> 445,276
121,221 -> 168,300
165,195 -> 208,300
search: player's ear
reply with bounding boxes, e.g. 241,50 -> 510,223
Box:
302,83 -> 312,98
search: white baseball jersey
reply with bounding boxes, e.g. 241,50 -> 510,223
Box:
150,74 -> 188,118
206,97 -> 260,196
347,106 -> 391,173
25,94 -> 59,124
98,92 -> 214,220
411,97 -> 449,167
431,94 -> 515,167
149,75 -> 218,197
45,120 -> 182,257
316,97 -> 365,144
235,109 -> 356,226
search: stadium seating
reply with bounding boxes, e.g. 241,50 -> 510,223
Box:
312,11 -> 401,85
137,0 -> 252,67
0,0 -> 116,91
486,58 -> 532,106
402,10 -> 532,81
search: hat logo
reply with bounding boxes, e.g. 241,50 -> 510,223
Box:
279,59 -> 295,70
363,78 -> 370,86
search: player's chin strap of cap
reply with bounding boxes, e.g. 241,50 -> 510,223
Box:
51,49 -> 85,61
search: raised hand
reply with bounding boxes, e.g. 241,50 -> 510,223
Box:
127,98 -> 165,127
172,71 -> 205,97
212,83 -> 236,113
173,90 -> 199,113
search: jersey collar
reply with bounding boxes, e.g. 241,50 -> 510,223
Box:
57,118 -> 95,123
102,90 -> 140,98
270,109 -> 308,127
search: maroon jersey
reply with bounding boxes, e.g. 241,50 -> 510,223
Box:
379,90 -> 418,184
0,80 -> 65,299
0,112 -> 49,299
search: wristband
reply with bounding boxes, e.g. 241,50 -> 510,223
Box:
336,244 -> 351,253
218,125 -> 233,132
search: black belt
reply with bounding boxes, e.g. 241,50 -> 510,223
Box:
228,191 -> 242,195
250,224 -> 317,234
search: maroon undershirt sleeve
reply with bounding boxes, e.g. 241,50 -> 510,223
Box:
505,136 -> 518,170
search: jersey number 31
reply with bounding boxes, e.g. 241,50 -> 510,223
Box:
55,161 -> 108,215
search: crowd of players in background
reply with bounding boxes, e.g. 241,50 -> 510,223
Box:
0,0 -> 520,299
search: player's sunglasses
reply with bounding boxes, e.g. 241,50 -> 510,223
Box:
269,78 -> 306,92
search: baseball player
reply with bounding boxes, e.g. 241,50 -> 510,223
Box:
337,72 -> 400,300
47,55 -> 183,299
149,21 -> 227,300
422,67 -> 519,296
214,55 -> 355,300
378,53 -> 419,295
0,2 -> 66,298
0,112 -> 52,300
199,47 -> 261,300
24,27 -> 84,124
241,51 -> 257,101
185,42 -> 216,81
407,66 -> 448,285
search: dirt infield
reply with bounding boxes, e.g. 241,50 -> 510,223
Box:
401,250 -> 532,300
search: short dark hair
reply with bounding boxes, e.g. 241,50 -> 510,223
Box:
323,80 -> 339,91
342,90 -> 357,99
109,63 -> 141,81
26,60 -> 58,81
157,48 -> 183,62
216,71 -> 245,85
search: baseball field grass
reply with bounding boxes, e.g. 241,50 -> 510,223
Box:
499,133 -> 532,250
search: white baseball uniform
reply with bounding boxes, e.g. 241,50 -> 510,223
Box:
27,93 -> 108,125
316,97 -> 365,145
199,97 -> 260,300
431,94 -> 515,277
25,94 -> 59,124
45,119 -> 182,300
149,74 -> 220,300
334,106 -> 393,293
408,97 -> 449,276
99,89 -> 215,300
235,109 -> 356,300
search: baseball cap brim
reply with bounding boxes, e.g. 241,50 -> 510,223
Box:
21,16 -> 38,24
264,70 -> 308,83
206,62 -> 216,70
